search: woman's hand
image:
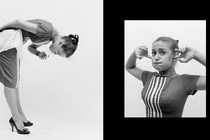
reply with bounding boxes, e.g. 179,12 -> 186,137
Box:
134,46 -> 152,59
174,47 -> 196,63
37,51 -> 48,60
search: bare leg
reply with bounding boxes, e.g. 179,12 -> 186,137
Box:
15,87 -> 28,122
15,54 -> 28,122
4,86 -> 25,130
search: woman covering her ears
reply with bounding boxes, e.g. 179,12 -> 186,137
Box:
126,37 -> 206,118
0,19 -> 79,134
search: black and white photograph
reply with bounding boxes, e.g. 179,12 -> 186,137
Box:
0,0 -> 209,139
125,20 -> 206,118
0,0 -> 102,139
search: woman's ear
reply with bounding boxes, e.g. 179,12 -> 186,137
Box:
173,50 -> 180,61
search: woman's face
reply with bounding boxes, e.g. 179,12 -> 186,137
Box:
49,38 -> 66,57
152,41 -> 175,71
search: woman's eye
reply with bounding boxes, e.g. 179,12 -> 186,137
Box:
152,52 -> 156,56
159,51 -> 165,55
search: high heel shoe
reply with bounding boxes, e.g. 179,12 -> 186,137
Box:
9,118 -> 30,134
23,121 -> 33,127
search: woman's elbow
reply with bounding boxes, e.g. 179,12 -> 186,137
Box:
15,19 -> 20,25
196,76 -> 206,90
125,64 -> 135,71
125,64 -> 130,71
14,20 -> 24,29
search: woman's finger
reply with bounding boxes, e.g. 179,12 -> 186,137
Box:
179,48 -> 184,53
39,52 -> 47,59
138,48 -> 147,52
138,45 -> 147,50
41,52 -> 47,57
147,54 -> 152,59
138,56 -> 143,59
175,48 -> 181,53
39,54 -> 45,59
174,54 -> 180,59
179,47 -> 188,53
174,48 -> 179,51
178,58 -> 187,63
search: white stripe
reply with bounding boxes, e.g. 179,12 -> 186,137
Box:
145,76 -> 157,117
144,76 -> 155,117
149,76 -> 160,117
151,77 -> 161,117
153,77 -> 165,117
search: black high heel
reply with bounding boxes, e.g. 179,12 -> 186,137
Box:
23,121 -> 33,127
9,118 -> 30,134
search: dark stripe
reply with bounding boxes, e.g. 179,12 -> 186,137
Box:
151,77 -> 162,117
156,77 -> 167,117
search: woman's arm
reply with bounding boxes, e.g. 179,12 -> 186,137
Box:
193,49 -> 206,66
28,43 -> 48,59
126,46 -> 151,81
0,20 -> 38,34
175,47 -> 206,90
27,44 -> 40,56
126,52 -> 144,81
193,49 -> 206,90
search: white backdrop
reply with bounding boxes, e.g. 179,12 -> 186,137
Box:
125,20 -> 206,117
0,0 -> 103,139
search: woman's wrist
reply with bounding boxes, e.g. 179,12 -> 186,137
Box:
193,49 -> 206,66
36,51 -> 40,56
193,49 -> 201,60
192,48 -> 198,59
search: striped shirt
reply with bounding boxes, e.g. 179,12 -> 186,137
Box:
141,71 -> 200,118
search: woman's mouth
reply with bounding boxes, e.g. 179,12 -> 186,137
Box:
154,62 -> 162,64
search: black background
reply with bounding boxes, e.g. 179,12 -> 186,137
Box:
104,0 -> 208,139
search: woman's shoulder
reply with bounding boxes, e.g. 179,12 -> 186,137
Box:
178,73 -> 200,78
51,26 -> 59,38
141,70 -> 158,85
27,19 -> 52,24
173,73 -> 200,84
172,73 -> 200,95
27,19 -> 53,33
142,70 -> 158,77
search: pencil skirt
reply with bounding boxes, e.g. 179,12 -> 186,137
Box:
0,48 -> 20,88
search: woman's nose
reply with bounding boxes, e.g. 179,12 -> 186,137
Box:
154,54 -> 160,60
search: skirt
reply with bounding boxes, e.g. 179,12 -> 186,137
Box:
0,48 -> 20,88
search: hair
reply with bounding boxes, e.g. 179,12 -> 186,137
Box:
61,34 -> 79,58
153,36 -> 179,54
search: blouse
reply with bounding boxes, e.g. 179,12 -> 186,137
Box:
141,71 -> 200,117
21,19 -> 53,45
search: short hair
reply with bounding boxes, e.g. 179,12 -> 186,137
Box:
153,36 -> 179,54
61,34 -> 79,58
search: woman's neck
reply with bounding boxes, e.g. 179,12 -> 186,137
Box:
158,66 -> 176,76
51,27 -> 61,42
